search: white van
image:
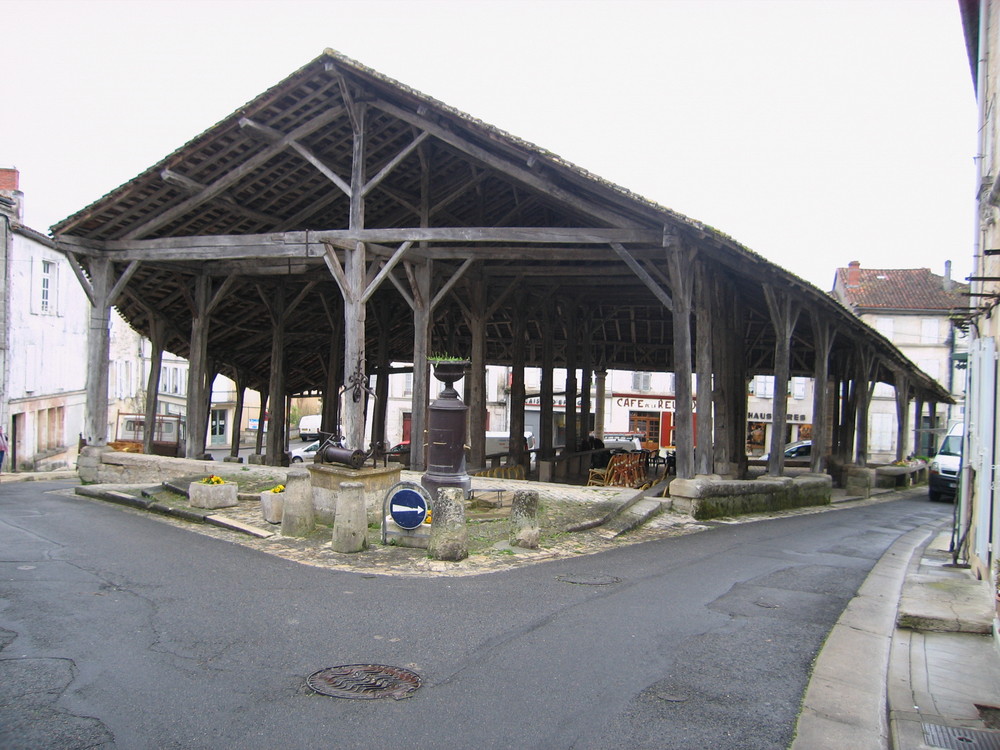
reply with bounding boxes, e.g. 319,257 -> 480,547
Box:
298,414 -> 322,441
928,422 -> 963,502
484,431 -> 534,455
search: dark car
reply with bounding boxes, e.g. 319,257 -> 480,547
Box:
386,441 -> 410,467
761,440 -> 811,461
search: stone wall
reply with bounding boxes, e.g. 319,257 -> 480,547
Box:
77,446 -> 287,485
669,473 -> 832,520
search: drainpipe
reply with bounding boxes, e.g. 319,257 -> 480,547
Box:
958,0 -> 991,564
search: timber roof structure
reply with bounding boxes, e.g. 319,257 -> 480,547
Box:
52,49 -> 951,404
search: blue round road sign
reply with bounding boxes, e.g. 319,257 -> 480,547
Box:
387,483 -> 429,530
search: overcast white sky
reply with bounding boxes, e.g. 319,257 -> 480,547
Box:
1,0 -> 977,291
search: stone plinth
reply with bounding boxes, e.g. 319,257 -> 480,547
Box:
260,491 -> 284,524
307,463 -> 401,524
188,480 -> 238,509
331,482 -> 368,553
669,473 -> 832,520
281,467 -> 315,537
428,487 -> 468,561
509,489 -> 540,549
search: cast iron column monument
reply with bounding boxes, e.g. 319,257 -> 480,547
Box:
421,361 -> 472,501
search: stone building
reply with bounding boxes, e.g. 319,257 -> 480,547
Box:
832,260 -> 968,462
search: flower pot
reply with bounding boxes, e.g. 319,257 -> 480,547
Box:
260,491 -> 284,524
188,481 -> 238,509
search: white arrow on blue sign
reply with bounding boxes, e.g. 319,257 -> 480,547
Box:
388,487 -> 428,530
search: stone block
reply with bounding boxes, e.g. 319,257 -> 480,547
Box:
260,490 -> 284,524
331,482 -> 368,553
281,467 -> 315,537
428,487 -> 468,561
188,480 -> 238,509
509,489 -> 540,549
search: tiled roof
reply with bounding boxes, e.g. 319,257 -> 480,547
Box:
835,266 -> 969,312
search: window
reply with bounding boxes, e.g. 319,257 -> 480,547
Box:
921,318 -> 938,344
631,371 -> 651,392
403,372 -> 413,396
752,375 -> 775,398
791,377 -> 806,400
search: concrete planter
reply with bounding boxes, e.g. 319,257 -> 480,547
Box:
188,480 -> 238,509
260,491 -> 284,524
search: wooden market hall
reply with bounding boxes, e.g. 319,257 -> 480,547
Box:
52,50 -> 950,483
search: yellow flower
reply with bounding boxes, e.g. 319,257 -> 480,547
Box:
200,475 -> 225,485
270,484 -> 285,493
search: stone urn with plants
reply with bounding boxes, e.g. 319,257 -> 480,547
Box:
188,474 -> 238,509
261,484 -> 285,524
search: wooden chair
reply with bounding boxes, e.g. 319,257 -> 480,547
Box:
587,453 -> 626,486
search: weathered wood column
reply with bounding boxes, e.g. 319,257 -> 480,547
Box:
854,348 -> 876,466
184,275 -> 212,458
320,298 -> 343,439
667,247 -> 695,479
694,261 -> 714,475
142,316 -> 166,455
894,372 -> 911,462
509,294 -> 527,468
263,284 -> 287,465
763,284 -> 800,477
255,387 -> 268,455
409,260 -> 431,471
912,396 -> 925,458
594,366 -> 607,440
229,370 -> 246,459
372,306 -> 391,449
342,103 -> 368,451
540,299 -> 555,458
564,306 -> 578,454
580,317 -> 593,438
711,276 -> 746,478
809,316 -> 834,474
83,258 -> 114,445
462,275 -> 488,469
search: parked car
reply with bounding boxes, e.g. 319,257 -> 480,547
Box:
291,440 -> 320,463
386,441 -> 410,467
929,423 -> 963,503
298,414 -> 322,441
761,440 -> 811,461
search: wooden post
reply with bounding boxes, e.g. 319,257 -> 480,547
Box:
230,370 -> 245,459
594,366 -> 607,440
580,316 -> 592,438
342,103 -> 368,451
264,284 -> 287,465
711,276 -> 746,478
255,387 -> 268,455
372,307 -> 391,449
694,261 -> 714,476
763,285 -> 800,477
84,258 -> 113,445
668,247 -> 695,479
855,348 -> 875,466
810,316 -> 834,474
409,261 -> 431,471
509,294 -> 527,469
142,316 -> 166,455
564,307 -> 578,455
184,274 -> 211,458
465,275 -> 487,470
894,372 -> 910,462
913,396 -> 925,457
540,300 -> 555,458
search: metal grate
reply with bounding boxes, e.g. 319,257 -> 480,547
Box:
923,723 -> 1000,750
307,664 -> 422,700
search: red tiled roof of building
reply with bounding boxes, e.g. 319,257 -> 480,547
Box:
834,263 -> 968,312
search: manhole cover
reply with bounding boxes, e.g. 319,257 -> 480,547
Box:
923,723 -> 1000,750
556,574 -> 622,586
307,664 -> 422,700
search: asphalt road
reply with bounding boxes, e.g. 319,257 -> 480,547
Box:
0,481 -> 950,750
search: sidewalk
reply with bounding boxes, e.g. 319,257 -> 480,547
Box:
793,517 -> 1000,750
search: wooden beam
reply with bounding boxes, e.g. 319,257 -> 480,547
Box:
431,257 -> 476,311
610,242 -> 673,312
363,130 -> 430,197
362,241 -> 412,304
122,106 -> 344,239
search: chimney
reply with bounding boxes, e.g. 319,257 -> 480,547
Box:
0,167 -> 24,222
846,260 -> 861,289
943,260 -> 955,291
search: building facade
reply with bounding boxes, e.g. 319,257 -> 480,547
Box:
0,168 -> 90,471
832,260 -> 968,464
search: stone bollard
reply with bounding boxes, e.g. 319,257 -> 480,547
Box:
509,489 -> 540,549
332,482 -> 369,553
428,488 -> 468,562
280,467 -> 315,537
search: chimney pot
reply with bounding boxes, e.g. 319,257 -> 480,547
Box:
846,260 -> 861,288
